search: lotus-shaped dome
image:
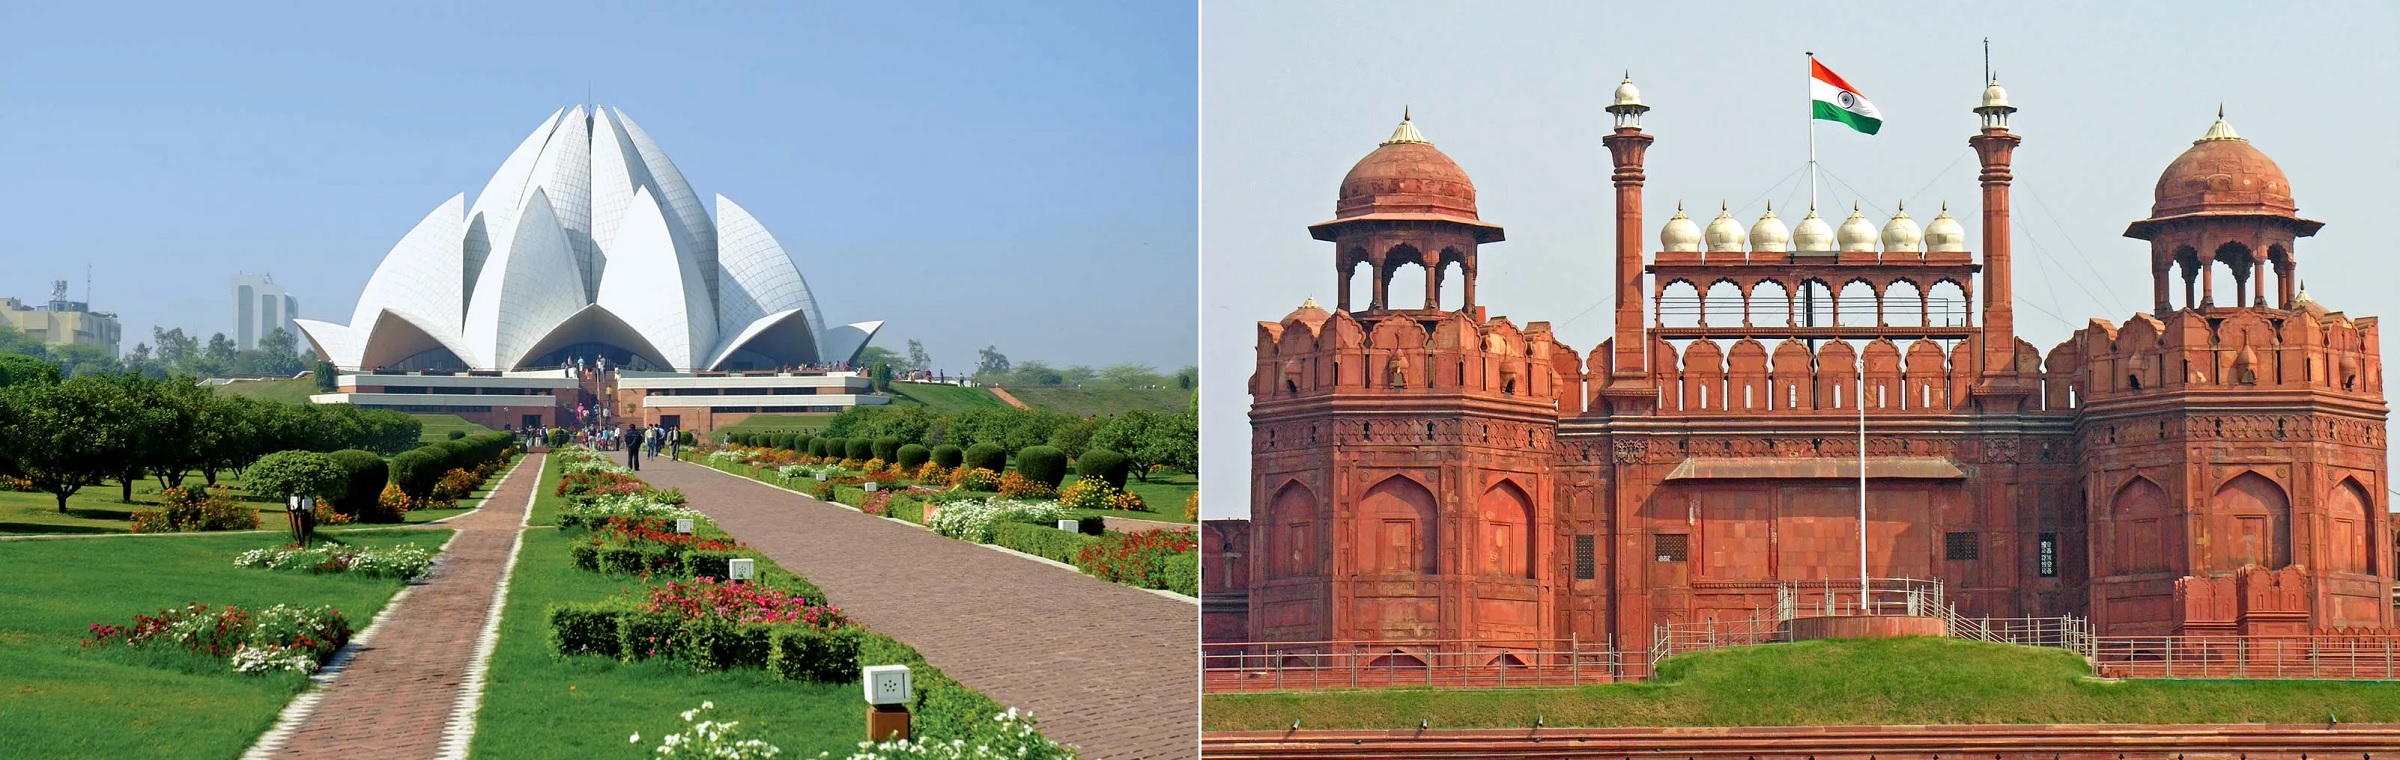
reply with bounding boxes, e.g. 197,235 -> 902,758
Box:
1880,202 -> 1922,253
1749,204 -> 1791,253
1836,204 -> 1877,252
1924,203 -> 1968,252
296,106 -> 880,372
1660,203 -> 1701,252
1703,202 -> 1745,252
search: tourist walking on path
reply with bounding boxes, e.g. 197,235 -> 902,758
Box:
624,424 -> 642,471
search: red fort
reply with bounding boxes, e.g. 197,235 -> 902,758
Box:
1203,77 -> 2389,660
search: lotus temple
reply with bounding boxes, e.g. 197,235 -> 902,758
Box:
300,106 -> 887,432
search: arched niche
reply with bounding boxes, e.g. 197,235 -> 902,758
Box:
1268,481 -> 1320,579
1357,475 -> 1438,575
2111,477 -> 2176,575
1478,480 -> 1535,579
2208,471 -> 2290,572
2325,478 -> 2374,575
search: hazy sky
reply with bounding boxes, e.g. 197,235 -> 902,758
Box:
1200,1 -> 2399,518
0,1 -> 1196,372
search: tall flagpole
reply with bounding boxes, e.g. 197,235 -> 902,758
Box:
1858,344 -> 1869,613
1807,51 -> 1819,209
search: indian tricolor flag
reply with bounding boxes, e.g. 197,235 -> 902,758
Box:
1810,59 -> 1882,135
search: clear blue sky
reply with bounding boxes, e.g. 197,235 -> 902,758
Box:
0,1 -> 1196,373
1200,0 -> 2399,517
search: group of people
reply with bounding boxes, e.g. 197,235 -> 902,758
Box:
617,422 -> 678,470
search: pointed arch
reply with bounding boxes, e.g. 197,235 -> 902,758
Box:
2209,471 -> 2290,571
1268,481 -> 1321,579
2325,478 -> 2374,575
1478,480 -> 1535,578
2110,476 -> 2176,575
1358,475 -> 1439,575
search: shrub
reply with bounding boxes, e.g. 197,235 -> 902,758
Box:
244,450 -> 348,503
378,483 -> 411,517
962,443 -> 1006,474
682,549 -> 746,580
996,471 -> 1055,500
889,499 -> 925,524
548,600 -> 631,659
992,522 -> 1100,565
895,443 -> 931,470
617,610 -> 684,662
1185,491 -> 1200,522
1057,479 -> 1125,512
1076,448 -> 1131,490
1014,445 -> 1068,488
807,437 -> 830,458
447,430 -> 466,440
1047,417 -> 1102,460
767,625 -> 862,683
844,438 -> 874,461
387,449 -> 441,501
871,436 -> 902,463
931,444 -> 965,469
1164,550 -> 1198,597
947,467 -> 999,492
430,468 -> 479,506
324,449 -> 390,521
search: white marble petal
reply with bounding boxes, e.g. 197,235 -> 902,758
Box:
595,186 -> 715,370
464,187 -> 588,369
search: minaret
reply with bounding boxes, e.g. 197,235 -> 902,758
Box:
1968,74 -> 2021,381
1604,73 -> 1654,380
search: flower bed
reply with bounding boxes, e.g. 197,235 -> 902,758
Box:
547,578 -> 857,680
1057,479 -> 1146,512
130,485 -> 261,533
83,602 -> 351,674
234,542 -> 437,580
1074,529 -> 1198,594
569,516 -> 746,576
925,498 -> 1067,544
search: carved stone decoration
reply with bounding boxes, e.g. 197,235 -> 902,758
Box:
1986,438 -> 2021,464
1613,439 -> 1647,464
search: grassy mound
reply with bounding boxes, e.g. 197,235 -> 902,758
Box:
888,381 -> 1011,412
211,377 -> 318,404
1203,636 -> 2400,731
1003,387 -> 1189,416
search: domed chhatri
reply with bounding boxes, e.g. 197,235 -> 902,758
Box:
1792,204 -> 1835,254
1702,202 -> 1745,252
1837,203 -> 1878,253
1880,201 -> 1923,253
1924,202 -> 1967,253
2149,111 -> 2296,219
1334,109 -> 1481,222
1660,203 -> 1702,252
1748,203 -> 1791,253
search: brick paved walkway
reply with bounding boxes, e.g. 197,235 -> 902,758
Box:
257,454 -> 542,759
645,458 -> 1198,760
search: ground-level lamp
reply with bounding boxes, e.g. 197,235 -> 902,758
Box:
285,495 -> 317,546
864,664 -> 912,741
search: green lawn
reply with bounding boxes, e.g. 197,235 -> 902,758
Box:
0,457 -> 518,535
1005,387 -> 1192,417
0,527 -> 449,759
412,413 -> 494,444
711,414 -> 837,437
474,454 -> 863,756
212,377 -> 320,404
1204,637 -> 2400,731
1060,471 -> 1196,524
887,381 -> 1010,412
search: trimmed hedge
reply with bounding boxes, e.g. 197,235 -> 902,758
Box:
326,449 -> 391,521
1077,448 -> 1131,490
856,631 -> 1017,743
446,429 -> 466,440
546,596 -> 860,681
871,436 -> 902,463
1015,445 -> 1067,488
962,443 -> 1006,474
1164,551 -> 1198,597
390,431 -> 514,500
807,437 -> 830,458
992,522 -> 1100,565
844,438 -> 873,461
793,434 -> 815,455
890,499 -> 925,524
931,444 -> 964,469
895,444 -> 931,469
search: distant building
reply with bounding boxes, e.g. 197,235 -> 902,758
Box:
232,273 -> 299,350
3,281 -> 122,358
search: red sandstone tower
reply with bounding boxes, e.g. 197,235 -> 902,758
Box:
2075,111 -> 2390,636
1246,113 -> 1570,656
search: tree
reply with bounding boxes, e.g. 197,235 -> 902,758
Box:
0,373 -> 148,511
204,332 -> 237,365
0,354 -> 59,388
975,346 -> 1010,378
48,343 -> 118,378
1012,360 -> 1065,386
904,339 -> 932,374
1175,365 -> 1198,390
152,327 -> 199,370
1098,363 -> 1164,389
243,450 -> 348,502
1089,409 -> 1196,482
235,328 -> 307,378
873,361 -> 894,393
856,345 -> 901,373
314,361 -> 338,392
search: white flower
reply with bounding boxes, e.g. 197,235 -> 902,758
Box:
631,733 -> 641,744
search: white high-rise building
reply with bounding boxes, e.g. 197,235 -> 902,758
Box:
232,273 -> 300,351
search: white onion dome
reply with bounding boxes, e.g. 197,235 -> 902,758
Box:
1924,202 -> 1967,252
1792,205 -> 1835,253
1880,201 -> 1923,253
1660,203 -> 1701,252
1981,78 -> 2011,111
1837,203 -> 1877,252
1748,203 -> 1791,253
1702,202 -> 1746,252
1613,73 -> 1643,108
